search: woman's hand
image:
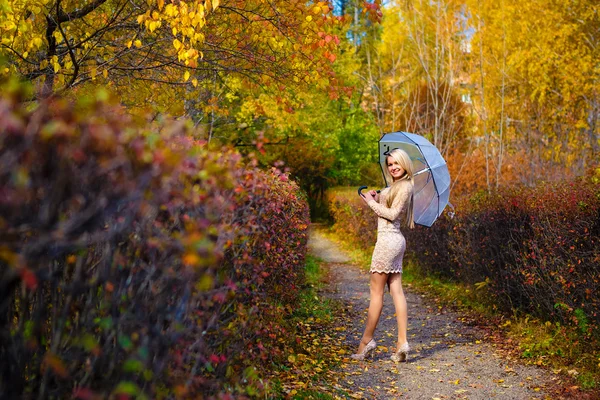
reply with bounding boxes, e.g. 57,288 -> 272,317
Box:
360,191 -> 376,203
369,190 -> 379,202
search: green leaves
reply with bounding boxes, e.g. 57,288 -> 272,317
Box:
112,381 -> 148,400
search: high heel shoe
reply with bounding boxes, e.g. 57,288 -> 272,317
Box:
390,342 -> 410,363
350,339 -> 376,360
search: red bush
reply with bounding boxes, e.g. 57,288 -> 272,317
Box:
0,85 -> 309,398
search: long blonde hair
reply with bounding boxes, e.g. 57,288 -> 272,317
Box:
384,148 -> 415,229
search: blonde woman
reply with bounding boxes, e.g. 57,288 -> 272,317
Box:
351,148 -> 415,362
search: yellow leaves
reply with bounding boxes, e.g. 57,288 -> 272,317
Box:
2,20 -> 17,32
147,20 -> 160,32
0,246 -> 19,266
173,38 -> 182,51
53,31 -> 64,44
0,0 -> 341,118
164,4 -> 177,17
17,20 -> 29,33
474,277 -> 490,290
30,37 -> 43,49
196,274 -> 213,290
183,70 -> 190,81
51,56 -> 61,73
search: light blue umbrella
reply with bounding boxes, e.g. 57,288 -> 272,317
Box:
379,131 -> 451,227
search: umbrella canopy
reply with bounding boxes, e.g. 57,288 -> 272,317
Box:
379,131 -> 451,227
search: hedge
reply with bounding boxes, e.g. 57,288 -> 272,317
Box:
327,181 -> 600,334
0,84 -> 309,399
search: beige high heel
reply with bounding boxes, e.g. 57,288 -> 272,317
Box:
350,339 -> 376,360
391,342 -> 410,362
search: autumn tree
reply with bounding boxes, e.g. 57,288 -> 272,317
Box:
353,0 -> 599,195
0,0 -> 342,115
355,0 -> 470,155
462,0 -> 600,187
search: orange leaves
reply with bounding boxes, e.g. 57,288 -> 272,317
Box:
182,251 -> 199,267
324,51 -> 336,63
42,353 -> 68,379
362,0 -> 383,24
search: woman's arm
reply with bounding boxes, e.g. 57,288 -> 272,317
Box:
366,183 -> 411,222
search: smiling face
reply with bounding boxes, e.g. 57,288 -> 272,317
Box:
387,156 -> 406,181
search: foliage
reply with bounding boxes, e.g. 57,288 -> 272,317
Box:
347,0 -> 599,194
326,182 -> 600,388
326,187 -> 377,252
0,0 -> 343,114
464,0 -> 600,180
0,84 -> 310,398
395,180 -> 600,337
219,27 -> 382,218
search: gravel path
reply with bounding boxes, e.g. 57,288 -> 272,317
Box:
308,225 -> 558,400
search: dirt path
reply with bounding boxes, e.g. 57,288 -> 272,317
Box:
308,225 -> 558,400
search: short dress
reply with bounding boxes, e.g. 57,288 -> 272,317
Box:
366,180 -> 413,274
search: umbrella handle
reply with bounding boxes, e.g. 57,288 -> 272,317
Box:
358,186 -> 381,196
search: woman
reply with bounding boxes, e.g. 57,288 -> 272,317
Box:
351,148 -> 415,363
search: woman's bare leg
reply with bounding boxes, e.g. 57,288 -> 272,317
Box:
388,273 -> 408,348
356,272 -> 388,352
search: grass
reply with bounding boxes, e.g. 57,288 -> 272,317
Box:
266,254 -> 354,399
292,255 -> 334,321
317,224 -> 600,393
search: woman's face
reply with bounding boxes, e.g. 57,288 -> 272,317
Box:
387,156 -> 405,181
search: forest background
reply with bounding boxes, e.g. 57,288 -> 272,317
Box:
1,0 -> 599,397
2,0 -> 598,197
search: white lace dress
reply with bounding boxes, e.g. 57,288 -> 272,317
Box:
366,181 -> 413,274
